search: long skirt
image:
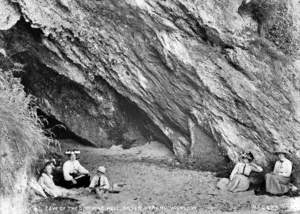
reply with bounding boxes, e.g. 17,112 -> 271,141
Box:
59,174 -> 90,189
227,174 -> 250,192
265,173 -> 290,195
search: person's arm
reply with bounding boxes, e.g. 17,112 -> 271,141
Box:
29,179 -> 48,198
63,162 -> 74,181
250,163 -> 263,172
101,176 -> 110,189
229,163 -> 240,180
278,161 -> 292,177
76,161 -> 89,174
273,161 -> 280,174
89,175 -> 98,188
39,176 -> 57,197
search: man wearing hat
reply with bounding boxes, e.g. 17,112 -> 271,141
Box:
89,166 -> 110,199
265,148 -> 293,195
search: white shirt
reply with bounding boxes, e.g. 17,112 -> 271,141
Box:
63,160 -> 89,181
89,174 -> 110,190
230,162 -> 263,180
28,178 -> 47,198
38,173 -> 70,197
273,158 -> 292,177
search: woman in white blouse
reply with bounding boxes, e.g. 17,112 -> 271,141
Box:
38,162 -> 76,197
265,149 -> 293,195
60,150 -> 90,188
226,152 -> 263,192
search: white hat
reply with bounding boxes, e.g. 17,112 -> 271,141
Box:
97,166 -> 106,173
65,150 -> 80,155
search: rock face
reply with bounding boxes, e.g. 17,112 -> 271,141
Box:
0,0 -> 300,168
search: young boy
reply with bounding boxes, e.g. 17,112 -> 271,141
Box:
89,166 -> 110,199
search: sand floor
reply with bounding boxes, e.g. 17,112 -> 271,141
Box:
32,140 -> 300,214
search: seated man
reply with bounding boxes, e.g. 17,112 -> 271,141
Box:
89,166 -> 110,199
60,150 -> 90,189
265,149 -> 292,195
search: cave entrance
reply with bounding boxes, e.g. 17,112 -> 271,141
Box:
37,109 -> 94,146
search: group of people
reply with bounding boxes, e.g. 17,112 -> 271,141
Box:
218,148 -> 296,196
34,147 -> 296,199
36,150 -> 113,199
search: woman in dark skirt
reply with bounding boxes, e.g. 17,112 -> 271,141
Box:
59,150 -> 90,189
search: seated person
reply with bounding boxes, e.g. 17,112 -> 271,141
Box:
89,166 -> 110,199
38,162 -> 76,197
265,149 -> 292,195
28,177 -> 48,199
60,150 -> 90,189
218,152 -> 263,192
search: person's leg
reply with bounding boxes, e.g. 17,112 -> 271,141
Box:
251,172 -> 266,195
227,176 -> 240,192
266,174 -> 283,194
61,180 -> 76,189
75,174 -> 90,188
277,176 -> 290,194
265,173 -> 271,193
228,175 -> 250,192
95,188 -> 104,199
52,168 -> 64,186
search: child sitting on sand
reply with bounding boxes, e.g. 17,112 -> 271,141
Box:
89,166 -> 110,199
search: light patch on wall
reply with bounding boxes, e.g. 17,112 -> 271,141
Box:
294,59 -> 300,72
156,32 -> 192,65
126,0 -> 153,14
0,0 -> 20,30
116,65 -> 141,95
212,109 -> 267,165
163,127 -> 173,138
47,60 -> 89,87
137,70 -> 148,89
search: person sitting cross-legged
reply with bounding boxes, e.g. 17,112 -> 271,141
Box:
60,150 -> 90,189
265,149 -> 293,195
89,166 -> 110,199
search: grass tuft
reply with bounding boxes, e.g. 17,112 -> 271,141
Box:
0,69 -> 48,195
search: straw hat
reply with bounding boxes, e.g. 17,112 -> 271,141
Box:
97,166 -> 106,174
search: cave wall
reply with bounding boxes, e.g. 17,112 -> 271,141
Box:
0,0 -> 300,167
0,20 -> 170,149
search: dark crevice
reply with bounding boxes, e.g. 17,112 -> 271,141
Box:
176,2 -> 209,43
223,53 -> 255,81
8,41 -> 173,150
94,75 -> 174,151
17,53 -> 173,150
37,109 -> 96,146
16,17 -> 44,43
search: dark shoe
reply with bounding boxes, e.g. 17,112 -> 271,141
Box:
254,189 -> 265,196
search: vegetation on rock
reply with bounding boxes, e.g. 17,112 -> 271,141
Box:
241,0 -> 299,55
0,59 -> 48,212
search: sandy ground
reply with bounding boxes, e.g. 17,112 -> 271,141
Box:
34,140 -> 300,214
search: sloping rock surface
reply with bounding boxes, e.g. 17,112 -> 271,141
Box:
0,0 -> 300,168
